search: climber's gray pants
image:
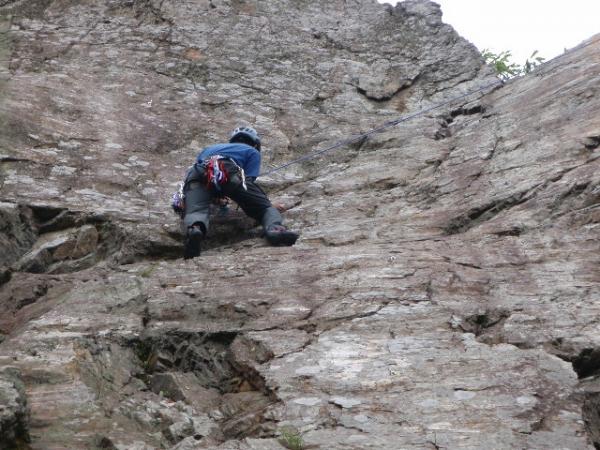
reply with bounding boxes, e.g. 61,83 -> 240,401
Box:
183,163 -> 283,233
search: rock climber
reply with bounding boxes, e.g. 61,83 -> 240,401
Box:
181,126 -> 299,259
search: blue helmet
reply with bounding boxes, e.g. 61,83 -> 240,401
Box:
230,126 -> 261,151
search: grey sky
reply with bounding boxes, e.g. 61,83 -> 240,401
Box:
379,0 -> 600,63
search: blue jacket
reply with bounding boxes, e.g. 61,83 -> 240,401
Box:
197,143 -> 261,178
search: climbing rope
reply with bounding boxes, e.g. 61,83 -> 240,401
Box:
261,35 -> 600,177
260,79 -> 504,176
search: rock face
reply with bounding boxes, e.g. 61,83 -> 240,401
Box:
0,368 -> 30,448
0,0 -> 599,449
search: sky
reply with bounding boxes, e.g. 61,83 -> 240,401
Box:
378,0 -> 600,64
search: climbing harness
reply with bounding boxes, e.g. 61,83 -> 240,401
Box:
260,79 -> 504,177
202,156 -> 248,192
170,156 -> 248,217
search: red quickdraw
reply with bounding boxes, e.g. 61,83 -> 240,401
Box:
206,156 -> 229,191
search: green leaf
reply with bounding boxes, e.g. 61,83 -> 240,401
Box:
482,48 -> 546,79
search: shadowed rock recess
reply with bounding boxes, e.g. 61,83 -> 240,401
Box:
0,0 -> 599,448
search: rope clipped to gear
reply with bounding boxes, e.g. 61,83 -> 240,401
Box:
260,79 -> 503,177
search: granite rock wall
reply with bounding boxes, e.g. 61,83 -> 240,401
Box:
1,0 -> 599,449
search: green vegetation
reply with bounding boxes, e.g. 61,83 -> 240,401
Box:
139,263 -> 157,278
482,49 -> 545,80
278,427 -> 304,450
134,339 -> 158,374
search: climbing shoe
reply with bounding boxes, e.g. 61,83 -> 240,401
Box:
184,224 -> 204,259
265,225 -> 299,246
